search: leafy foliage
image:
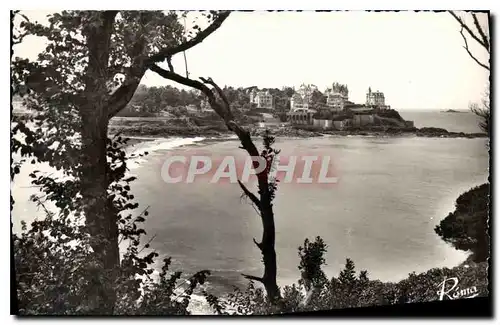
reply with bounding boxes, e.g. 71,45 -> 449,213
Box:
117,84 -> 297,118
338,258 -> 357,285
13,134 -> 211,315
261,130 -> 281,202
117,84 -> 204,116
469,87 -> 490,137
310,89 -> 327,111
298,236 -> 327,290
11,10 -> 227,315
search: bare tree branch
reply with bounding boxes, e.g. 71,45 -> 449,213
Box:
13,35 -> 26,45
148,11 -> 231,63
472,12 -> 490,51
241,273 -> 264,283
147,64 -> 268,198
183,51 -> 189,78
459,27 -> 490,71
243,195 -> 261,215
253,237 -> 263,251
148,63 -> 214,101
237,180 -> 261,207
138,234 -> 157,254
149,63 -> 281,302
13,11 -> 30,23
148,64 -> 251,141
166,56 -> 174,72
200,77 -> 231,108
12,12 -> 32,45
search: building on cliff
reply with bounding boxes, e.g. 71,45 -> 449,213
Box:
366,87 -> 389,109
290,83 -> 318,112
290,92 -> 309,111
325,82 -> 349,113
325,91 -> 346,113
288,84 -> 319,124
250,89 -> 274,109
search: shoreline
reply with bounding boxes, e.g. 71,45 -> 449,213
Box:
108,119 -> 488,140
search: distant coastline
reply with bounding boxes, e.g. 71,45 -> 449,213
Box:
110,122 -> 488,140
106,106 -> 486,140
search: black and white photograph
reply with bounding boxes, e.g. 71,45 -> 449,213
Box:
9,5 -> 492,317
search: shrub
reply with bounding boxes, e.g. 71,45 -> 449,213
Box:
435,183 -> 490,262
207,237 -> 489,315
13,214 -> 211,315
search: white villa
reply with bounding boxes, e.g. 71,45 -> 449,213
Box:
366,87 -> 387,108
290,83 -> 318,112
287,84 -> 319,125
325,90 -> 348,113
250,90 -> 274,109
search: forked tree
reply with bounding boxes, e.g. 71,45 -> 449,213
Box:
148,65 -> 282,302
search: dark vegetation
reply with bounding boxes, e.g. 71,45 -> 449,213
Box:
116,82 -> 292,118
376,108 -> 405,122
116,84 -> 203,117
209,249 -> 488,315
11,10 -> 234,314
435,183 -> 490,263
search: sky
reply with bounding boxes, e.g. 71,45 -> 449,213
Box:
13,11 -> 490,110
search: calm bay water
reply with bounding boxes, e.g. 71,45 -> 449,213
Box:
399,109 -> 484,133
128,134 -> 488,294
11,110 -> 489,297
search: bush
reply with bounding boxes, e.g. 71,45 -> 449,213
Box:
12,135 -> 213,315
417,127 -> 449,134
293,125 -> 322,132
13,215 -> 211,315
14,224 -> 488,315
376,109 -> 405,122
207,237 -> 489,315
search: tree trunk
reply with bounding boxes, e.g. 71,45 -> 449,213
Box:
260,205 -> 280,301
80,118 -> 119,268
79,13 -> 118,313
